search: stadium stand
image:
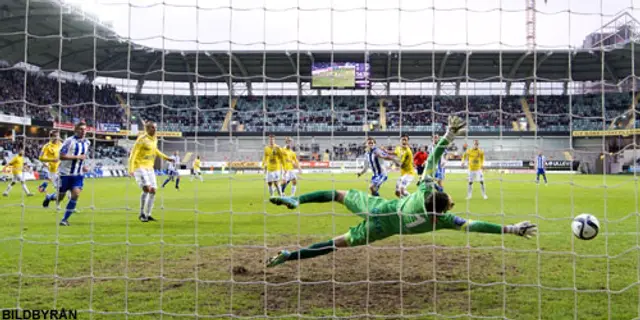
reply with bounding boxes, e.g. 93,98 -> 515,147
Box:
1,67 -> 637,133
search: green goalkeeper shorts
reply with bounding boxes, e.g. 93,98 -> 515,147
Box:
342,189 -> 398,247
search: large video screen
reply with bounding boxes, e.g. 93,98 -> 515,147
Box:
311,62 -> 370,89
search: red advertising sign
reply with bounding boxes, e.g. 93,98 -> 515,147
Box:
300,161 -> 330,168
54,122 -> 96,132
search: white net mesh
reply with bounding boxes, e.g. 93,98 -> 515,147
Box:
0,0 -> 639,319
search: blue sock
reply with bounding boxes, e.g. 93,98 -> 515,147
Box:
543,174 -> 547,183
162,178 -> 171,187
281,181 -> 289,192
62,199 -> 77,221
39,182 -> 48,190
46,193 -> 57,201
175,178 -> 180,188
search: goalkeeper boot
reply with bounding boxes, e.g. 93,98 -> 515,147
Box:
269,197 -> 299,210
266,250 -> 291,268
514,221 -> 538,239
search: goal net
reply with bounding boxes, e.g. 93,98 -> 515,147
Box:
0,0 -> 639,319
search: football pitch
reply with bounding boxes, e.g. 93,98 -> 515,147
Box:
0,173 -> 639,319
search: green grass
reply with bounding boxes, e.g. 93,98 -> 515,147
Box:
0,173 -> 639,319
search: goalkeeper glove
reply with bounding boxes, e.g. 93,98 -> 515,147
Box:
444,115 -> 467,142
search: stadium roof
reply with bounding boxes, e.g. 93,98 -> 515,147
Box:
1,0 -> 639,92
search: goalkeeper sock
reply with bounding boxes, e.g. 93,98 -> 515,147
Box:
287,240 -> 335,261
62,199 -> 77,222
466,220 -> 503,234
140,192 -> 148,215
145,193 -> 155,217
298,190 -> 338,204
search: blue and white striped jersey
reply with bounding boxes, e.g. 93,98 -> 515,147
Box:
536,155 -> 546,169
363,147 -> 388,176
59,136 -> 91,176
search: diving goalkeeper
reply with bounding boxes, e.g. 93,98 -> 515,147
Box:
266,116 -> 537,268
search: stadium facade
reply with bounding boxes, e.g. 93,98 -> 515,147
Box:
0,0 -> 638,176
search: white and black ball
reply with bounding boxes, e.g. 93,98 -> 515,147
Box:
571,214 -> 600,240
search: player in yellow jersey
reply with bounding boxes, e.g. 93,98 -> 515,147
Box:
191,155 -> 203,182
3,151 -> 33,197
462,139 -> 488,200
38,130 -> 62,195
394,134 -> 415,198
263,134 -> 285,197
128,121 -> 174,222
281,137 -> 302,197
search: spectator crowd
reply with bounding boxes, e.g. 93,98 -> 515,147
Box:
1,67 -> 637,135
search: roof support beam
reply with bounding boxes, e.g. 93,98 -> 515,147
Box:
589,51 -> 619,84
182,56 -> 195,97
563,52 -> 576,95
96,51 -> 129,70
523,51 -> 554,95
505,52 -> 530,95
205,53 -> 231,94
285,51 -> 302,96
436,51 -> 451,96
385,52 -> 392,96
135,52 -> 161,94
306,52 -> 321,95
227,52 -> 252,96
454,52 -> 472,95
0,38 -> 29,57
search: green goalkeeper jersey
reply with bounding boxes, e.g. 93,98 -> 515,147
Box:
380,135 -> 450,235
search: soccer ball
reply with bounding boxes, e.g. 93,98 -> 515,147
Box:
571,214 -> 600,240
